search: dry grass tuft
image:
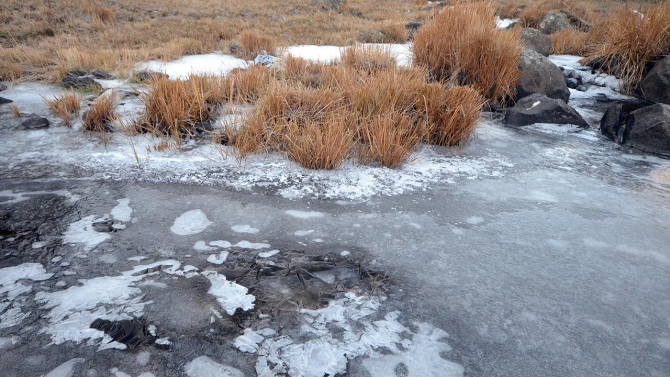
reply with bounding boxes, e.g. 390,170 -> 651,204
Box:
44,92 -> 81,126
134,76 -> 210,143
9,104 -> 21,118
424,86 -> 484,147
238,31 -> 278,60
551,28 -> 589,55
83,97 -> 117,132
582,2 -> 670,92
413,2 -> 521,104
341,45 -> 397,74
284,111 -> 353,170
359,113 -> 423,168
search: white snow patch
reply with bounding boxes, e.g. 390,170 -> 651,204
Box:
184,356 -> 245,377
138,54 -> 247,80
194,240 -> 218,252
235,292 -> 462,377
285,43 -> 412,66
63,215 -> 111,250
207,251 -> 229,265
286,210 -> 324,219
496,17 -> 518,29
171,209 -> 212,235
32,241 -> 46,249
203,271 -> 255,315
110,198 -> 133,222
127,256 -> 147,262
294,229 -> 315,236
466,216 -> 484,225
34,260 -> 180,346
232,225 -> 260,234
340,251 -> 351,257
548,55 -> 625,95
44,358 -> 85,377
210,240 -> 232,248
258,249 -> 280,258
136,351 -> 151,366
1,263 -> 53,301
233,241 -> 270,249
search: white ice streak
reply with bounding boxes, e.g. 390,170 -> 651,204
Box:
194,240 -> 218,252
34,260 -> 180,346
233,241 -> 270,249
207,251 -> 229,265
294,230 -> 314,236
210,240 -> 232,248
184,356 -> 245,377
232,225 -> 260,234
63,215 -> 111,250
171,209 -> 212,235
258,250 -> 280,258
110,198 -> 133,222
0,263 -> 53,301
43,358 -> 85,377
203,271 -> 255,315
286,211 -> 324,219
234,292 -> 461,377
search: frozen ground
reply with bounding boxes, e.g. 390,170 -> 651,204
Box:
1,49 -> 670,377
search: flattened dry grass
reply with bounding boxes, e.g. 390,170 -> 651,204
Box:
413,2 -> 521,104
43,92 -> 81,126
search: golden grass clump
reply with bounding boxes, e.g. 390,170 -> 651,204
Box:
582,2 -> 670,92
238,31 -> 278,60
9,104 -> 22,118
82,97 -> 117,132
284,111 -> 353,170
341,45 -> 397,74
359,113 -> 423,168
551,28 -> 589,55
43,92 -> 81,126
424,86 -> 485,147
412,2 -> 521,104
134,76 -> 210,142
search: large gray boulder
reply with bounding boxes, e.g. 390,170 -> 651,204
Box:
538,11 -> 571,35
625,104 -> 670,156
521,28 -> 551,57
600,99 -> 653,142
504,93 -> 589,128
639,56 -> 670,105
517,48 -> 570,103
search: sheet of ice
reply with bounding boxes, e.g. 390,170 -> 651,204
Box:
203,271 -> 255,315
0,189 -> 79,205
0,83 -> 68,116
258,249 -> 280,258
210,240 -> 232,248
233,241 -> 270,249
110,198 -> 132,222
184,356 -> 245,377
207,251 -> 229,265
234,292 -> 462,376
44,358 -> 85,377
527,123 -> 600,141
286,210 -> 324,219
170,209 -> 212,235
231,225 -> 259,234
294,229 -> 315,236
34,260 -> 180,346
63,215 -> 111,250
194,240 -> 218,252
138,54 -> 247,80
548,55 -> 626,95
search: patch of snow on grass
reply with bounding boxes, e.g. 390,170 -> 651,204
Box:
202,271 -> 255,315
110,198 -> 132,222
232,225 -> 260,234
184,356 -> 244,377
171,209 -> 212,235
63,215 -> 111,250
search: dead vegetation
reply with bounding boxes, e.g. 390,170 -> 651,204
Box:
83,97 -> 117,132
43,93 -> 81,126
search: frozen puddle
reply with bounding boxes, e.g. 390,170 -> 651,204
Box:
235,293 -> 463,377
110,198 -> 133,222
170,209 -> 212,235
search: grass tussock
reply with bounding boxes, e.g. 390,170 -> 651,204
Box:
359,113 -> 423,168
341,45 -> 397,74
83,97 -> 117,132
582,2 -> 670,91
425,86 -> 485,147
551,28 -> 589,55
44,92 -> 81,126
238,31 -> 278,60
412,2 -> 521,104
9,104 -> 21,118
134,76 -> 210,143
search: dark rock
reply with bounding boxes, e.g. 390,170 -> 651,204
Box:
538,11 -> 571,35
576,85 -> 588,92
90,317 -> 157,349
229,44 -> 242,55
134,71 -> 169,83
91,70 -> 115,80
625,104 -> 670,156
405,21 -> 424,40
197,119 -> 215,132
600,104 -> 625,142
21,117 -> 50,129
639,56 -> 670,105
566,78 -> 579,89
62,75 -> 102,91
0,96 -> 12,105
0,83 -> 7,92
562,10 -> 591,32
504,93 -> 589,128
520,28 -> 551,57
517,48 -> 570,103
65,70 -> 88,78
92,220 -> 114,232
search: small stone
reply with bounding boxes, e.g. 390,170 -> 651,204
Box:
91,70 -> 115,80
566,78 -> 579,89
21,117 -> 50,129
576,85 -> 588,92
0,96 -> 12,105
0,83 -> 7,92
62,75 -> 102,91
